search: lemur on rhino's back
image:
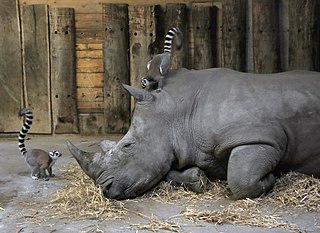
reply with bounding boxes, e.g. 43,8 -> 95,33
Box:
18,108 -> 62,180
141,27 -> 182,91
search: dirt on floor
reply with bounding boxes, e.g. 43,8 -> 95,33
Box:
0,135 -> 319,233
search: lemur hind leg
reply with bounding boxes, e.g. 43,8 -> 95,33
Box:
31,167 -> 40,180
39,167 -> 49,181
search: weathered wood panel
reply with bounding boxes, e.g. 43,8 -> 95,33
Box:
289,0 -> 320,71
76,43 -> 103,51
21,4 -> 51,134
222,0 -> 246,71
128,5 -> 157,111
191,5 -> 215,69
75,13 -> 102,29
76,30 -> 103,44
77,87 -> 104,112
0,0 -> 23,133
76,58 -> 104,73
103,4 -> 130,133
77,73 -> 104,87
128,5 -> 157,88
252,0 -> 280,73
161,4 -> 189,69
79,113 -> 104,135
76,50 -> 103,59
77,87 -> 103,102
215,1 -> 223,68
279,0 -> 289,71
77,101 -> 104,113
49,8 -> 79,133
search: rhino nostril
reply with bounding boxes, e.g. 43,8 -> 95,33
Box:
105,180 -> 113,191
101,176 -> 114,192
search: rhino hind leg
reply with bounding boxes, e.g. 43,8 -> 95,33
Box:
164,167 -> 209,193
227,144 -> 281,199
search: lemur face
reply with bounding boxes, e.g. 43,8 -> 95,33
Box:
141,77 -> 150,88
49,150 -> 62,159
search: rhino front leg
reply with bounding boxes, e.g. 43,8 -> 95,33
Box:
227,144 -> 281,199
164,167 -> 209,193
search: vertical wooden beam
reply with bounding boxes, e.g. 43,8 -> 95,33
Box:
49,8 -> 79,133
21,4 -> 51,134
161,4 -> 189,69
214,1 -> 223,68
190,5 -> 215,69
0,0 -> 23,132
222,0 -> 247,71
103,4 -> 130,134
252,0 -> 280,73
128,5 -> 157,88
289,0 -> 320,71
279,0 -> 290,71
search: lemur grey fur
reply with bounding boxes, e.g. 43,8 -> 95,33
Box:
141,27 -> 182,91
18,108 -> 62,181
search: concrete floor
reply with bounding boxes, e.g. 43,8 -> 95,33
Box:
0,135 -> 319,233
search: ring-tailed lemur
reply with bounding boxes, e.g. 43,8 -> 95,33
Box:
18,108 -> 62,180
141,27 -> 182,91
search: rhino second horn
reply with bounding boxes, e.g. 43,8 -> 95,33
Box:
66,139 -> 97,180
122,84 -> 154,102
99,139 -> 116,152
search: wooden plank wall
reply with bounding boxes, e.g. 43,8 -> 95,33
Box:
0,0 -> 23,133
20,4 -> 51,134
221,0 -> 246,71
49,8 -> 79,133
103,4 -> 130,133
252,0 -> 280,73
0,0 -> 318,135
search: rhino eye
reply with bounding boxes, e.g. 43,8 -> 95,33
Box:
123,142 -> 133,148
120,141 -> 135,151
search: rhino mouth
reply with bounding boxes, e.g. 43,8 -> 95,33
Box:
99,176 -> 116,198
99,176 -> 135,200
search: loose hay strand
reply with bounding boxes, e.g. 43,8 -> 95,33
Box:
265,172 -> 320,211
44,163 -> 319,232
131,214 -> 182,233
48,164 -> 127,220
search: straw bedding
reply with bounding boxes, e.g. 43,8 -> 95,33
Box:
27,163 -> 320,232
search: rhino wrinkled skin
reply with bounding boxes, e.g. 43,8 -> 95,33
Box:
67,68 -> 320,200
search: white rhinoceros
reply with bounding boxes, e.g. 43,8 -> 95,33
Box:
67,68 -> 320,200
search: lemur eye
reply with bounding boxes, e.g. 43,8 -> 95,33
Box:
53,151 -> 61,157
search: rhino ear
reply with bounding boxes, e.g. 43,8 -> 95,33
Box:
122,84 -> 154,102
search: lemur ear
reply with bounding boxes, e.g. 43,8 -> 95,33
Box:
147,60 -> 151,70
49,151 -> 53,156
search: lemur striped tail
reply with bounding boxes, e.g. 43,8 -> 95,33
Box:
18,108 -> 33,155
163,27 -> 182,54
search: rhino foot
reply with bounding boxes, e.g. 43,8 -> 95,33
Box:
164,167 -> 208,193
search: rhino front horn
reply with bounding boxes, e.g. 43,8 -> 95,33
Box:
66,139 -> 98,180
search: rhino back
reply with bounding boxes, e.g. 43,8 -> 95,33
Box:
165,68 -> 320,176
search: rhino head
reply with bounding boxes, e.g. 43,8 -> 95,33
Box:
67,85 -> 177,199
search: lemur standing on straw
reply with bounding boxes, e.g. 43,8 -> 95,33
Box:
141,27 -> 182,91
18,108 -> 62,180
